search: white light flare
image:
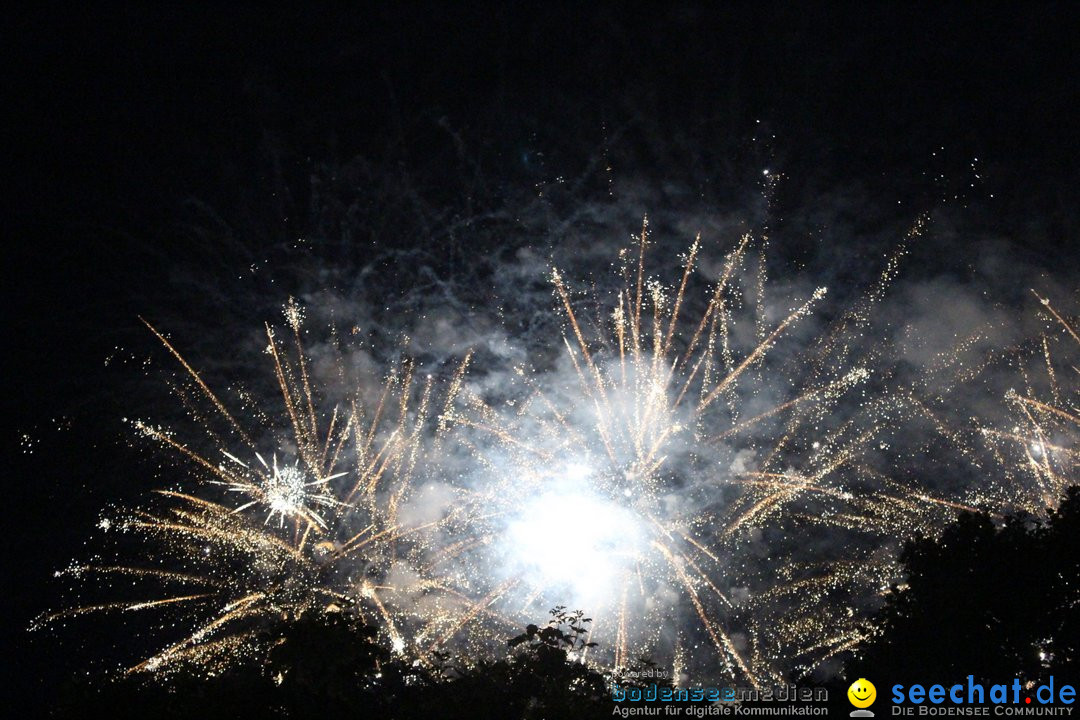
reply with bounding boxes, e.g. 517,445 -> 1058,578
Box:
505,477 -> 647,608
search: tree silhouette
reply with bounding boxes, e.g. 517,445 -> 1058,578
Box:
50,605 -> 621,719
414,606 -> 612,720
852,486 -> 1079,686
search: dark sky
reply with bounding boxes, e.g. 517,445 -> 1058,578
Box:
4,2 -> 1078,708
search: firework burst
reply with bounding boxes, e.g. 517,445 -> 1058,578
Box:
35,300 -> 472,676
434,219 -> 978,687
38,223 -> 1068,690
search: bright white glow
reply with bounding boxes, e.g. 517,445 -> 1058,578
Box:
266,464 -> 308,518
506,484 -> 645,606
565,462 -> 592,482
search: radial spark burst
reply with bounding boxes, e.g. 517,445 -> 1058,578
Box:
218,452 -> 348,528
439,220 -> 969,687
36,301 -> 472,676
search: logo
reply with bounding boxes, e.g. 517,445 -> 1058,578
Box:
890,675 -> 1077,711
849,678 -> 877,717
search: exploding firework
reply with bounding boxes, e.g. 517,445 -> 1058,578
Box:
35,299 -> 473,675
38,223 -> 1068,690
433,219 -> 983,687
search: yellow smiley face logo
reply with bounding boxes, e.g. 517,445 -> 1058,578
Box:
848,678 -> 876,708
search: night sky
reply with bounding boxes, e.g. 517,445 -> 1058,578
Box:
5,3 -> 1079,712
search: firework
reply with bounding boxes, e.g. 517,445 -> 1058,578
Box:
35,300 -> 472,676
38,225 -> 1069,690
978,292 -> 1080,514
435,219 -> 977,688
